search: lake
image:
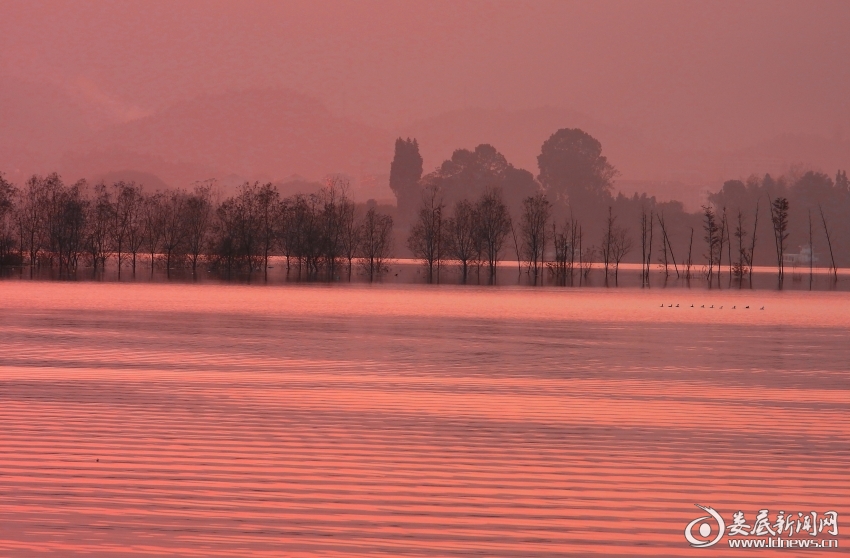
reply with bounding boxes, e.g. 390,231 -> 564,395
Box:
0,281 -> 847,556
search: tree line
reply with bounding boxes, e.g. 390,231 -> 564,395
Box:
396,129 -> 849,287
2,127 -> 848,287
0,173 -> 393,281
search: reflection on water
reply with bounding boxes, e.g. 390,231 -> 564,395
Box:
0,282 -> 847,556
2,258 -> 849,291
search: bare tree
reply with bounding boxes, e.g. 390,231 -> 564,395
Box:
732,210 -> 749,283
476,188 -> 512,283
550,218 -> 579,286
86,182 -> 113,273
749,201 -> 759,281
610,226 -> 632,284
808,209 -> 814,288
769,196 -> 789,284
319,177 -> 351,280
118,182 -> 145,275
55,181 -> 88,274
717,207 -> 728,280
160,190 -> 188,277
601,206 -> 614,281
360,207 -> 393,281
407,185 -> 445,283
818,204 -> 837,281
0,173 -> 18,265
657,212 -> 679,278
702,205 -> 720,281
142,192 -> 165,276
255,182 -> 281,277
519,193 -> 551,285
184,182 -> 214,275
640,209 -> 653,283
580,245 -> 595,281
338,193 -> 360,280
444,199 -> 478,284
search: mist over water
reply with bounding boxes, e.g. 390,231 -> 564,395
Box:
1,282 -> 847,556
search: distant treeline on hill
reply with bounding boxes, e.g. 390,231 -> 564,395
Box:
0,128 -> 848,284
395,128 -> 848,284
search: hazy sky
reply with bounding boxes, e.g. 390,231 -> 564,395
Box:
2,0 -> 850,152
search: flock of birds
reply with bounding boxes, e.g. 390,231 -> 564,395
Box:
660,303 -> 764,310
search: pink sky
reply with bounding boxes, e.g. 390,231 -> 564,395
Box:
2,1 -> 850,195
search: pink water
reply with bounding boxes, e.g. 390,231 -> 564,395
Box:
1,282 -> 847,556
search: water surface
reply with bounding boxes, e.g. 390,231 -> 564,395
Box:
1,282 -> 847,556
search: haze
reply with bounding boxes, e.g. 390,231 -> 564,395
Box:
2,0 -> 850,206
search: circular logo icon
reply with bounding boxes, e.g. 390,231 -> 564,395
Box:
685,504 -> 725,548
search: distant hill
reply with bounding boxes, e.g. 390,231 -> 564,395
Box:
2,80 -> 847,210
70,89 -> 390,185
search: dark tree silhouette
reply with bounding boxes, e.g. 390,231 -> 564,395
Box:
476,188 -> 512,283
702,205 -> 719,281
0,173 -> 18,265
537,129 -> 617,215
389,138 -> 423,224
359,207 -> 393,281
184,182 -> 214,276
86,183 -> 113,273
142,192 -> 165,276
519,193 -> 551,285
769,196 -> 790,283
818,204 -> 837,281
610,225 -> 632,284
444,199 -> 478,284
421,144 -> 538,219
407,185 -> 445,283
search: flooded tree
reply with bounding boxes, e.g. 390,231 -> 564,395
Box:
338,191 -> 360,280
657,212 -> 678,278
184,183 -> 214,276
54,180 -> 88,274
519,193 -> 551,285
610,225 -> 632,284
86,183 -> 113,273
818,204 -> 838,281
601,207 -> 615,281
256,182 -> 281,278
110,181 -> 143,277
160,190 -> 188,277
0,173 -> 17,265
142,192 -> 165,276
407,185 -> 445,283
769,196 -> 789,283
732,210 -> 749,283
359,207 -> 393,281
640,209 -> 653,284
444,199 -> 477,284
549,218 -> 580,286
749,201 -> 760,280
702,205 -> 719,281
476,189 -> 512,283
